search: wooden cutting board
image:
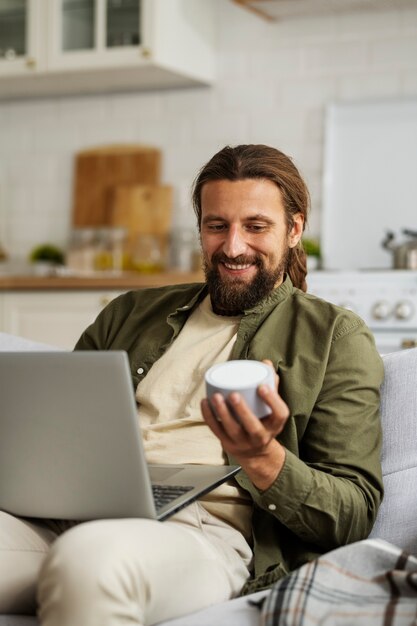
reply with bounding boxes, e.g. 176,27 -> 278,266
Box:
109,184 -> 173,253
72,145 -> 161,227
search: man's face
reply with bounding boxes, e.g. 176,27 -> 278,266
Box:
200,178 -> 304,315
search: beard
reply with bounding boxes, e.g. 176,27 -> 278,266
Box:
203,250 -> 289,316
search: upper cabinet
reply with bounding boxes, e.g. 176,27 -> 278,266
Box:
0,0 -> 216,100
0,0 -> 44,77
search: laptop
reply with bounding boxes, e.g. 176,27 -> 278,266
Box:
0,351 -> 240,522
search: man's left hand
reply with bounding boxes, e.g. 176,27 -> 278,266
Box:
201,360 -> 289,491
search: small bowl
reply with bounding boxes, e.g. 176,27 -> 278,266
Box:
205,360 -> 275,419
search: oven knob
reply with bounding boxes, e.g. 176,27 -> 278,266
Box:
401,338 -> 417,349
395,300 -> 415,321
371,301 -> 392,320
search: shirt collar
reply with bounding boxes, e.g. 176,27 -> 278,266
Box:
174,275 -> 294,318
241,274 -> 294,316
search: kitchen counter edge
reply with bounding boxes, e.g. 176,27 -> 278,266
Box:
0,271 -> 205,291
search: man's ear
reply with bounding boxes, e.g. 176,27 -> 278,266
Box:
288,213 -> 304,248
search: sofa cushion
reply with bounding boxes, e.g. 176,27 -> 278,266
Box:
0,333 -> 59,352
369,347 -> 417,554
0,590 -> 269,626
1,336 -> 416,620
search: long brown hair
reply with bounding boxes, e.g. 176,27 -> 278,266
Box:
192,144 -> 310,292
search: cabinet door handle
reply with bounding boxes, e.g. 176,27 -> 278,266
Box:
26,57 -> 37,69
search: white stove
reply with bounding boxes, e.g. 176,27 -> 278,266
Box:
307,270 -> 417,354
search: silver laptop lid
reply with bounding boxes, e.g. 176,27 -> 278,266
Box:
0,351 -> 240,521
0,351 -> 157,520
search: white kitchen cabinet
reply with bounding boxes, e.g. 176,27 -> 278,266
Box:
0,0 -> 215,100
0,0 -> 44,77
0,290 -> 123,349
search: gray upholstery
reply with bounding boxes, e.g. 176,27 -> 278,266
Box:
0,590 -> 269,626
369,347 -> 417,554
0,333 -> 59,352
0,333 -> 416,625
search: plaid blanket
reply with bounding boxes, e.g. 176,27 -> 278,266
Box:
261,539 -> 417,626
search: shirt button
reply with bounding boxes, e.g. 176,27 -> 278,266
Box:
268,504 -> 277,511
137,367 -> 144,375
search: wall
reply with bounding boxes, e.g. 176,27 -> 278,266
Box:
0,0 -> 417,260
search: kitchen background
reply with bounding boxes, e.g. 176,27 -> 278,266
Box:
1,0 -> 417,259
0,0 -> 417,351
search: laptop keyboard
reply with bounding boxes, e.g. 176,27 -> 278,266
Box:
152,484 -> 194,510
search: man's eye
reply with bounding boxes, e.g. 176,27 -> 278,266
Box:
208,224 -> 226,232
246,224 -> 267,232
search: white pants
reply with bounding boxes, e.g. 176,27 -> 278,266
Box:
0,503 -> 252,626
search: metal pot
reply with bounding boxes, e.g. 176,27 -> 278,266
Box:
382,229 -> 417,270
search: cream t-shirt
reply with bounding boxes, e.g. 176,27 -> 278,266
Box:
135,295 -> 253,540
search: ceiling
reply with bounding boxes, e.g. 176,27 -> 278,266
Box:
232,0 -> 417,21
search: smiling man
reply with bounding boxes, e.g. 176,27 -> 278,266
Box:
0,145 -> 384,626
201,178 -> 304,316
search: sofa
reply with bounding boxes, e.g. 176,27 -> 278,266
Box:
0,331 -> 416,626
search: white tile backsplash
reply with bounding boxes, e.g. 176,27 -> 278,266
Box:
218,51 -> 252,81
216,80 -> 278,113
337,71 -> 402,100
247,47 -> 304,79
337,9 -> 401,38
402,69 -> 417,93
302,40 -> 370,74
399,7 -> 417,31
265,14 -> 339,43
0,0 -> 417,260
370,36 -> 417,68
0,125 -> 34,156
281,76 -> 338,108
106,92 -> 162,121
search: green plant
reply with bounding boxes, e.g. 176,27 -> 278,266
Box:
29,243 -> 65,265
302,238 -> 321,258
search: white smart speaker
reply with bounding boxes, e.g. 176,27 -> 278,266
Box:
205,360 -> 275,419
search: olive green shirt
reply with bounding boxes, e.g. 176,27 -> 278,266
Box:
74,276 -> 384,594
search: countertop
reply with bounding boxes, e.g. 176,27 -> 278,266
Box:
0,270 -> 205,291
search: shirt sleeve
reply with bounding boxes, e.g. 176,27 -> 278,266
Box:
246,319 -> 384,550
73,297 -> 120,351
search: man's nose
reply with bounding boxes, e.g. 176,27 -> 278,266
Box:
222,225 -> 247,258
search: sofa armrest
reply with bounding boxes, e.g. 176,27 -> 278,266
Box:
369,347 -> 417,554
0,333 -> 60,352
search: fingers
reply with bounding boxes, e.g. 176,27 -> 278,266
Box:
201,361 -> 289,486
202,385 -> 289,446
257,384 -> 290,425
200,398 -> 226,440
227,392 -> 274,449
201,360 -> 290,460
201,395 -> 243,444
230,386 -> 289,442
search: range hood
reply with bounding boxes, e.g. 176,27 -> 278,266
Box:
232,0 -> 417,21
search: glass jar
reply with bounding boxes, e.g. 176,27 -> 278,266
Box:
131,234 -> 165,273
169,228 -> 201,272
66,228 -> 99,274
94,227 -> 129,273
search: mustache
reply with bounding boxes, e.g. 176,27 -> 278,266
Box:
210,252 -> 263,267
